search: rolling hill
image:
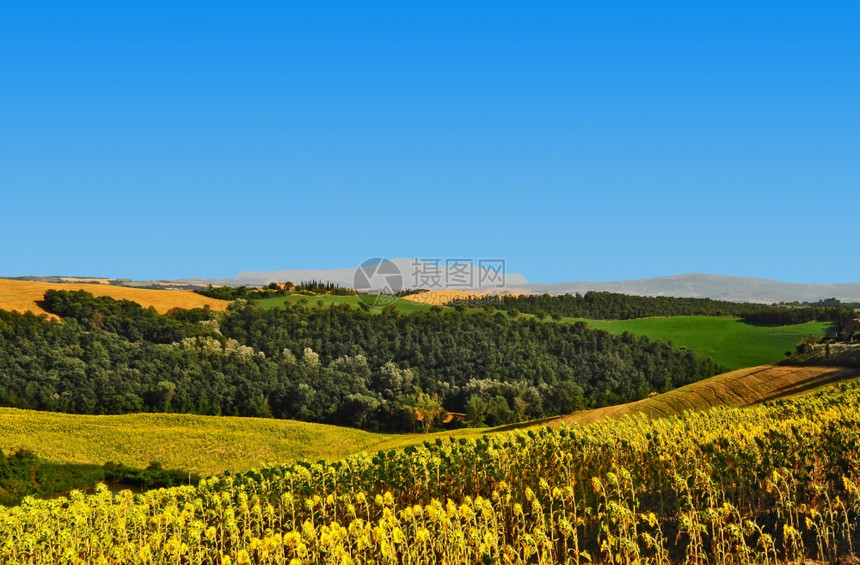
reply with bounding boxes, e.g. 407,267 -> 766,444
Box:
3,364 -> 855,478
0,409 -> 391,476
373,363 -> 860,450
555,364 -> 859,426
0,278 -> 229,318
257,293 -> 830,370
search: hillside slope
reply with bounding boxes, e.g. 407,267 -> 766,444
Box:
557,364 -> 858,426
582,317 -> 831,369
0,410 -> 392,476
0,278 -> 229,317
338,365 -> 860,452
2,365 -> 855,478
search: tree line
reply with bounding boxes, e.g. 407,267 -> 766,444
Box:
196,281 -> 355,301
453,291 -> 854,329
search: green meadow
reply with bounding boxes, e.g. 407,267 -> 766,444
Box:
574,316 -> 831,370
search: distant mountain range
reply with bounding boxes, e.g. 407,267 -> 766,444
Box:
519,274 -> 860,304
176,258 -> 530,292
173,260 -> 860,304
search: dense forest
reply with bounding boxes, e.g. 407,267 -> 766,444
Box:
0,291 -> 724,431
453,291 -> 854,328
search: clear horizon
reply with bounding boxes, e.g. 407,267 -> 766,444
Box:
2,3 -> 858,284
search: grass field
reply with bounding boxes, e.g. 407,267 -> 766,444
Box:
0,410 -> 392,476
0,278 -> 229,318
573,316 -> 831,369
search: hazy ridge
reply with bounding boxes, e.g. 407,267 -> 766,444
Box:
176,262 -> 860,303
520,273 -> 860,303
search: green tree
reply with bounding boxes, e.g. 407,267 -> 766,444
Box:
156,381 -> 176,412
414,392 -> 446,433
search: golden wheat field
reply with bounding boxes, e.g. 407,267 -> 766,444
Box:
0,279 -> 229,317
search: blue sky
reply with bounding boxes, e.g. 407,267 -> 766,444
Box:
2,2 -> 857,283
